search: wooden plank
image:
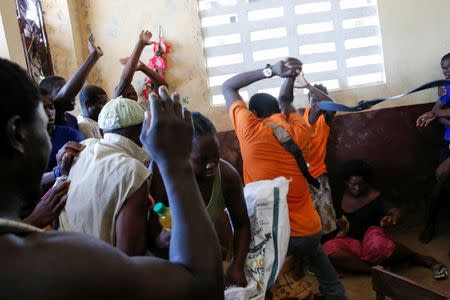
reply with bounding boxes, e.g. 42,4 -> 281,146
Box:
372,266 -> 450,300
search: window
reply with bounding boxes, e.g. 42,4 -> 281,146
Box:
15,0 -> 54,83
198,0 -> 385,105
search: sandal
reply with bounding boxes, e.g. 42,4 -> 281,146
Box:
432,264 -> 448,280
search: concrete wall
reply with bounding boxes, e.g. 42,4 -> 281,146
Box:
41,0 -> 81,81
0,0 -> 26,67
39,0 -> 450,131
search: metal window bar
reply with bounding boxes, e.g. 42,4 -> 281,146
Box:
15,0 -> 54,84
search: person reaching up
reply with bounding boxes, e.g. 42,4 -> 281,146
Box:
113,30 -> 153,100
119,56 -> 168,93
282,73 -> 338,240
39,35 -> 103,130
222,58 -> 346,299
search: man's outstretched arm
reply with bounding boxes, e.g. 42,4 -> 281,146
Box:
222,58 -> 302,110
119,57 -> 169,91
113,30 -> 153,99
222,69 -> 267,110
278,77 -> 296,116
54,35 -> 102,107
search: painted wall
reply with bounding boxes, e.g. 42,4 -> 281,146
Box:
0,0 -> 26,68
41,0 -> 450,131
41,0 -> 80,81
74,0 -> 213,117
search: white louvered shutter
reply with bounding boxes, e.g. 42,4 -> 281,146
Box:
198,0 -> 385,105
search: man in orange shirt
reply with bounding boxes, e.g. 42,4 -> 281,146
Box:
223,58 -> 346,299
295,79 -> 338,238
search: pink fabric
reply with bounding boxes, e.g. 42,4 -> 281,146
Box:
323,226 -> 395,265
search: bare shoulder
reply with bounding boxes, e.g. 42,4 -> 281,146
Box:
219,159 -> 244,205
0,231 -> 137,299
0,230 -> 198,299
219,159 -> 242,186
0,231 -> 213,299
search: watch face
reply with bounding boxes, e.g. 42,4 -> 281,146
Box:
263,68 -> 272,77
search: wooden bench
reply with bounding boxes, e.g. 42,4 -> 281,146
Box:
372,266 -> 450,300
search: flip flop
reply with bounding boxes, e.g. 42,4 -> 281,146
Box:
432,264 -> 448,280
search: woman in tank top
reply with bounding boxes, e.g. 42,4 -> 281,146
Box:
149,112 -> 251,288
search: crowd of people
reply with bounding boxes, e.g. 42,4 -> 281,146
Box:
1,30 -> 449,299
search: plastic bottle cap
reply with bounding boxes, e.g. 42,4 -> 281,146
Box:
153,202 -> 166,215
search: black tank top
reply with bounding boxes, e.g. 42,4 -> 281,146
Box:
342,194 -> 394,240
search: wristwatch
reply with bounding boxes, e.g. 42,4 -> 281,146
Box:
263,64 -> 273,78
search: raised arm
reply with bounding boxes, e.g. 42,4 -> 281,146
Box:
294,73 -> 335,123
139,63 -> 168,90
222,69 -> 267,110
278,77 -> 296,116
54,35 -> 102,107
119,57 -> 168,90
222,58 -> 303,110
139,86 -> 223,297
113,31 -> 152,99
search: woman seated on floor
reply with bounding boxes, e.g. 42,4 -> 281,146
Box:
323,160 -> 448,280
149,112 -> 251,288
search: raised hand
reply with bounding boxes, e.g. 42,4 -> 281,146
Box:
88,34 -> 103,58
416,111 -> 436,127
294,71 -> 310,89
272,57 -> 302,78
120,57 -> 146,71
24,180 -> 70,228
139,30 -> 153,46
140,86 -> 193,166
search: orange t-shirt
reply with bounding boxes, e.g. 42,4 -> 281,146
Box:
303,107 -> 330,179
230,100 -> 322,237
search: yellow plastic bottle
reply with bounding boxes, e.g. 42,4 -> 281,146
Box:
153,202 -> 171,230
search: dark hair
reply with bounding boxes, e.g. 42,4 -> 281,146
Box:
0,58 -> 40,147
39,88 -> 49,97
341,159 -> 373,183
248,93 -> 280,118
308,84 -> 328,100
192,112 -> 216,138
39,75 -> 65,93
79,85 -> 107,109
441,53 -> 450,63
